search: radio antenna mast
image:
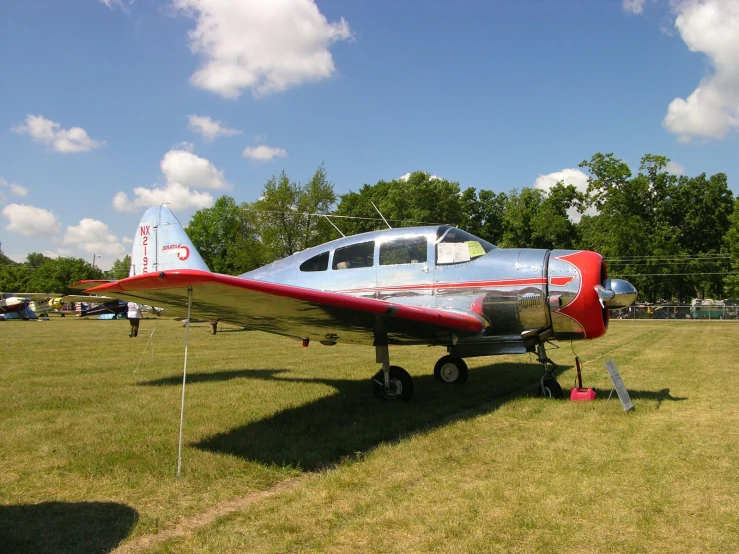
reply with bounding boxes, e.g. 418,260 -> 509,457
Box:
323,215 -> 345,237
371,202 -> 392,229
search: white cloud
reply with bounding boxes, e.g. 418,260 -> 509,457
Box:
623,0 -> 646,14
113,183 -> 214,212
661,0 -> 739,140
188,114 -> 242,141
242,145 -> 288,161
1,203 -> 61,237
122,236 -> 134,245
63,218 -> 126,258
665,160 -> 685,175
160,148 -> 230,189
533,168 -> 596,223
0,178 -> 29,203
173,0 -> 352,98
113,145 -> 227,212
12,115 -> 105,153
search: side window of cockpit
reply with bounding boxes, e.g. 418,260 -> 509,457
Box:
332,241 -> 375,270
299,251 -> 329,272
380,237 -> 427,266
435,227 -> 495,265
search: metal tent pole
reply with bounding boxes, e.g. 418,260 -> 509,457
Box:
177,287 -> 193,477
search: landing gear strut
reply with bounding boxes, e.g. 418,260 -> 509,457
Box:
537,343 -> 562,399
371,318 -> 414,401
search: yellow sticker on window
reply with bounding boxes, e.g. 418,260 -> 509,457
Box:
466,241 -> 486,258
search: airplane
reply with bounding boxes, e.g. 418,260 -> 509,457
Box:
77,205 -> 637,401
0,294 -> 36,319
13,293 -> 125,318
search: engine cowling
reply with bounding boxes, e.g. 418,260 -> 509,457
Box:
547,250 -> 636,340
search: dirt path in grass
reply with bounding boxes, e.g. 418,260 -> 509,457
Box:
112,474 -> 313,553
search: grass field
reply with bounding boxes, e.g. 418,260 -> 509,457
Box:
1,316 -> 739,553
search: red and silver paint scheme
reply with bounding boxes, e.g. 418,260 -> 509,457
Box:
83,206 -> 637,400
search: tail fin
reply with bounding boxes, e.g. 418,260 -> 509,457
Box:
129,205 -> 210,277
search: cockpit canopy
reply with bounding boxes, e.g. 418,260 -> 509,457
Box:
297,226 -> 496,273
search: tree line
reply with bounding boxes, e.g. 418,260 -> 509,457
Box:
2,153 -> 736,303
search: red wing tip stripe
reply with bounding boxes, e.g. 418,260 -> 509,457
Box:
86,270 -> 484,333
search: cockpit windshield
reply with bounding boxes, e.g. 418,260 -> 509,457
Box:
435,226 -> 496,265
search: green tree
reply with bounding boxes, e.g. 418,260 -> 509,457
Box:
530,183 -> 582,249
0,264 -> 32,292
577,152 -> 733,302
499,188 -> 545,248
0,241 -> 19,267
722,198 -> 739,298
255,165 -> 337,260
186,196 -> 266,274
459,188 -> 507,245
106,255 -> 131,280
335,172 -> 463,235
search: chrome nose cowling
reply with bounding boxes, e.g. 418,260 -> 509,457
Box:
599,279 -> 638,308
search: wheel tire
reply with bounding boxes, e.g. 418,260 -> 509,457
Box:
372,366 -> 414,401
540,376 -> 563,399
433,356 -> 469,384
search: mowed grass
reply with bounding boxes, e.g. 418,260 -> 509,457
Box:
1,317 -> 739,552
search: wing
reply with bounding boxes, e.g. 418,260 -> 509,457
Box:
8,292 -> 63,299
71,280 -> 114,291
83,270 -> 486,345
60,294 -> 117,304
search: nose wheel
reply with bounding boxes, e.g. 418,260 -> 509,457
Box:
540,375 -> 563,399
536,343 -> 563,399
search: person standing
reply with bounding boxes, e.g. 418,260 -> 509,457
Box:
127,302 -> 143,337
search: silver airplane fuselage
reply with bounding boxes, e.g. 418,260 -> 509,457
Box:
241,225 -> 636,357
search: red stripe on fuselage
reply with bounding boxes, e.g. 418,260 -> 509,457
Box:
549,276 -> 575,286
337,277 -> 548,295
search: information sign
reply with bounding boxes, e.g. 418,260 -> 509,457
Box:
605,360 -> 634,412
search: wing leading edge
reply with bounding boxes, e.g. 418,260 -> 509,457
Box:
83,270 -> 486,345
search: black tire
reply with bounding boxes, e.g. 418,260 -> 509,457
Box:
540,376 -> 563,399
372,366 -> 414,401
433,356 -> 469,384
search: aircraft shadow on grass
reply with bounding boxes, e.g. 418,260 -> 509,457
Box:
140,366 -> 685,470
0,501 -> 138,554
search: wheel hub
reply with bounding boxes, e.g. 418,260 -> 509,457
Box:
440,363 -> 459,382
384,378 -> 402,398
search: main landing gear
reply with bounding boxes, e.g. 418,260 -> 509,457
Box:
537,343 -> 562,399
372,365 -> 414,401
433,355 -> 468,384
371,319 -> 414,401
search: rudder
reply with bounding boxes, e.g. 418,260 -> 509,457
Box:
129,206 -> 210,276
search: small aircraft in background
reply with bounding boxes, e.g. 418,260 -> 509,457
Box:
1,292 -> 129,319
79,206 -> 637,401
0,293 -> 38,319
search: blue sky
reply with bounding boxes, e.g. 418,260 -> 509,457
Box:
1,0 -> 737,270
